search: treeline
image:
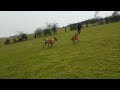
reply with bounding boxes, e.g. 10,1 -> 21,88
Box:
34,23 -> 58,38
4,22 -> 58,45
68,14 -> 120,30
81,15 -> 120,25
4,32 -> 28,45
4,13 -> 120,45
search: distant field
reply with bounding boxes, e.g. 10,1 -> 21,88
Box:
0,22 -> 120,79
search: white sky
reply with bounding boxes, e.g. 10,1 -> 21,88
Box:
0,11 -> 114,37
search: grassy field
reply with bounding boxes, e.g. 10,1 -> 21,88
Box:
0,22 -> 120,79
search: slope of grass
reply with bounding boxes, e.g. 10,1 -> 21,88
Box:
0,22 -> 120,79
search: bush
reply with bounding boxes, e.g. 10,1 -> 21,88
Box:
43,29 -> 52,36
13,38 -> 17,43
17,36 -> 23,42
4,38 -> 10,45
20,33 -> 28,40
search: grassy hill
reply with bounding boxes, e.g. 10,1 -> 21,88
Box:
0,22 -> 120,79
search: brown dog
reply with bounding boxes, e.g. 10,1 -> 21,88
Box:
71,33 -> 79,44
43,37 -> 57,48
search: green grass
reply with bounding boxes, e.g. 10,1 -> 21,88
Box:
0,22 -> 120,79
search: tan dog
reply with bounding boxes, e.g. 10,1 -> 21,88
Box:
43,37 -> 57,48
71,33 -> 79,44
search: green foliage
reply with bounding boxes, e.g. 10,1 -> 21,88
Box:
4,38 -> 10,45
13,38 -> 17,43
15,33 -> 28,42
69,24 -> 77,31
19,33 -> 28,40
35,23 -> 58,37
43,29 -> 52,36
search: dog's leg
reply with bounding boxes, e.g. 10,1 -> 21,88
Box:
48,42 -> 49,47
51,42 -> 53,47
43,42 -> 47,48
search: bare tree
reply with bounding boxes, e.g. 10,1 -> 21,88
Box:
112,11 -> 119,17
52,23 -> 58,34
34,27 -> 43,38
46,22 -> 52,30
43,23 -> 52,36
94,11 -> 100,19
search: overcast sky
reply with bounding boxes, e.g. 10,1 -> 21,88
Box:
0,11 -> 114,37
